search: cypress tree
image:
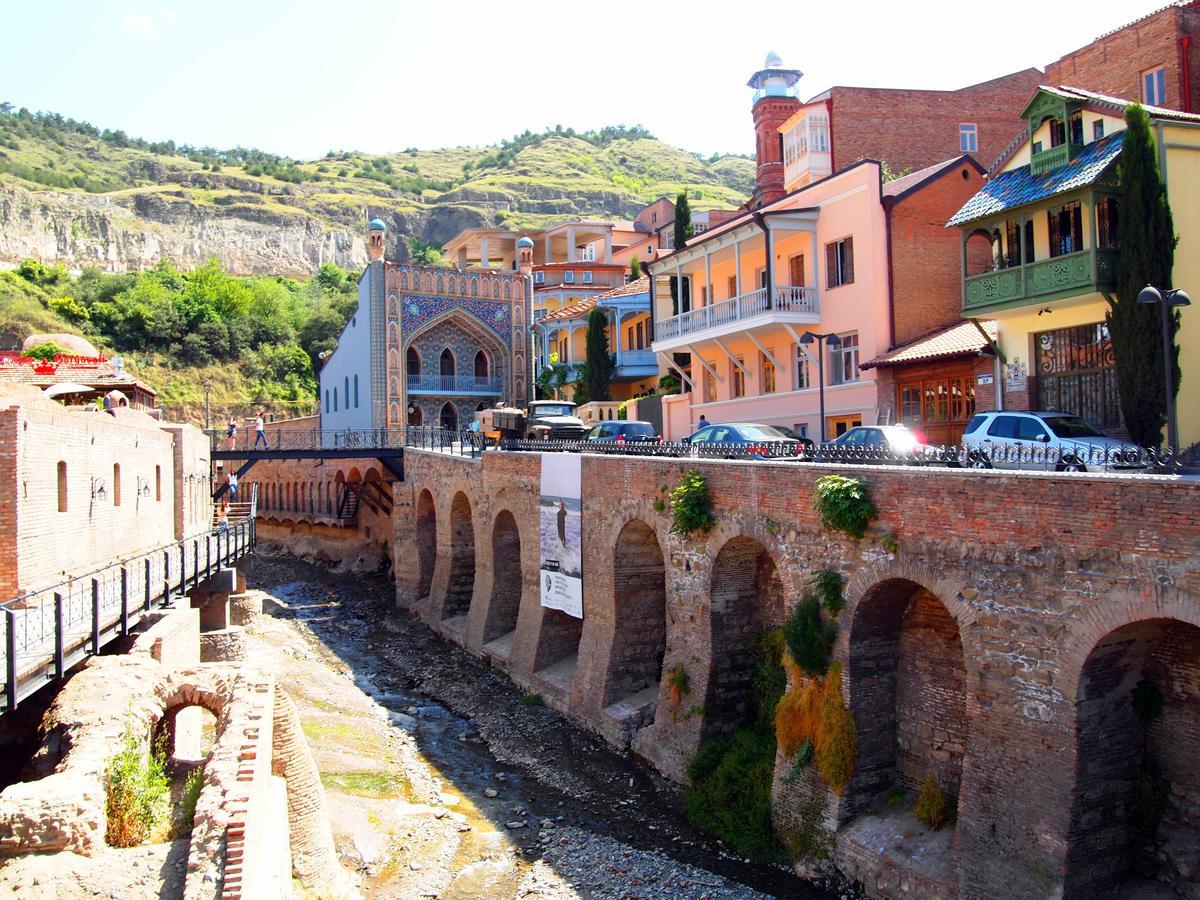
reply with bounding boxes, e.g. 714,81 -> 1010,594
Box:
582,307 -> 614,402
674,191 -> 694,249
630,255 -> 641,280
1107,104 -> 1179,445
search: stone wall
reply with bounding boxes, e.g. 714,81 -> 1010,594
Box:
394,447 -> 1200,899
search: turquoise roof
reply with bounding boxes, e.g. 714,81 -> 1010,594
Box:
368,218 -> 386,230
947,131 -> 1124,227
517,236 -> 534,249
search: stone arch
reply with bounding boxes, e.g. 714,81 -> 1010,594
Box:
703,535 -> 787,736
482,509 -> 523,646
415,489 -> 436,602
439,402 -> 458,431
443,491 -> 475,624
1064,617 -> 1200,894
964,226 -> 999,277
605,519 -> 667,709
408,404 -> 423,426
474,349 -> 490,380
840,572 -> 973,825
440,347 -> 455,378
154,677 -> 230,765
407,345 -> 421,375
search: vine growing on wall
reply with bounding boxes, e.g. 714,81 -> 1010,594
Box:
669,469 -> 715,536
814,474 -> 877,539
774,659 -> 857,796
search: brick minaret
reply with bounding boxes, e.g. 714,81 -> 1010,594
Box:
746,52 -> 803,209
367,217 -> 386,262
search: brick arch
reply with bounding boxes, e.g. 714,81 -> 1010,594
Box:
415,489 -> 436,602
443,491 -> 476,623
481,507 -> 524,645
604,518 -> 667,709
838,561 -> 978,824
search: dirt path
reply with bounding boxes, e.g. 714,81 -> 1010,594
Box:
247,555 -> 847,899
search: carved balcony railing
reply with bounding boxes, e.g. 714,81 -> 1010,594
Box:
963,248 -> 1117,313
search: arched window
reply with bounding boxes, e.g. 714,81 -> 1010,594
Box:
440,348 -> 455,377
439,402 -> 458,431
474,350 -> 489,381
353,374 -> 359,408
408,405 -> 422,426
324,389 -> 329,414
333,389 -> 338,412
344,376 -> 349,410
407,346 -> 421,375
113,463 -> 121,507
57,461 -> 68,512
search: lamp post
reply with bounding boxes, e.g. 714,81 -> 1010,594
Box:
1137,284 -> 1191,449
202,378 -> 212,432
799,331 -> 842,443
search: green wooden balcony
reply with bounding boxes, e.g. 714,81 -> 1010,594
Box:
963,248 -> 1117,314
1030,142 -> 1084,176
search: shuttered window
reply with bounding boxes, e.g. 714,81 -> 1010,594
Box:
825,238 -> 854,288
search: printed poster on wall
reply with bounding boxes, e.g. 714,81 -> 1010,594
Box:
539,453 -> 583,618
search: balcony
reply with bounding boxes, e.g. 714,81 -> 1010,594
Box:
407,374 -> 502,395
1030,142 -> 1083,176
963,248 -> 1117,313
653,285 -> 819,350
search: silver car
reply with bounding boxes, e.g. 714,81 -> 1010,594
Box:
960,411 -> 1146,472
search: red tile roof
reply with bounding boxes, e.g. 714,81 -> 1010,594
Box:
0,354 -> 157,396
859,320 -> 999,370
539,277 -> 649,323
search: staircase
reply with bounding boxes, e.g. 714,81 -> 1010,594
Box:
335,486 -> 360,522
214,483 -> 258,523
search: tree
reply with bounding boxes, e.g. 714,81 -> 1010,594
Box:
535,352 -> 570,400
25,341 -> 68,361
674,191 -> 694,249
581,307 -> 615,402
630,256 -> 641,280
1107,104 -> 1179,445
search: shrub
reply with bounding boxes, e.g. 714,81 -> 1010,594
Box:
914,772 -> 951,830
666,664 -> 690,712
814,474 -> 877,539
753,630 -> 786,730
775,675 -> 820,758
25,340 -> 69,362
809,569 -> 845,615
685,727 -> 778,860
669,469 -> 715,536
783,597 -> 835,676
814,663 -> 856,795
105,730 -> 170,847
171,766 -> 205,839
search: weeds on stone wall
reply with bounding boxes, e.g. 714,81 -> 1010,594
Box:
684,633 -> 786,860
666,665 -> 690,721
915,772 -> 952,830
775,660 -> 857,796
881,532 -> 899,555
669,470 -> 715,536
170,766 -> 205,839
809,569 -> 845,615
105,730 -> 170,847
784,597 -> 836,676
814,474 -> 877,540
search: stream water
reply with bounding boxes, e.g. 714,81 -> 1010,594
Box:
256,558 -> 842,898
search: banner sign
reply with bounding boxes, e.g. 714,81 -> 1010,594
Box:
539,453 -> 583,618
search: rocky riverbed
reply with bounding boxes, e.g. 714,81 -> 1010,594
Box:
246,554 -> 855,899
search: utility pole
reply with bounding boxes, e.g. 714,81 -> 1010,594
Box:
203,379 -> 212,431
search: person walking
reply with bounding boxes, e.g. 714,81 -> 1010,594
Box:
254,411 -> 269,449
226,416 -> 237,450
227,472 -> 238,501
697,414 -> 710,429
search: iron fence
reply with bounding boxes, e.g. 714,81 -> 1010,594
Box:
0,511 -> 256,712
215,428 -> 408,454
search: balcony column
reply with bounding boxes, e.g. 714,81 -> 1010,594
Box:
604,232 -> 612,264
480,238 -> 490,269
765,224 -> 776,308
704,250 -> 713,309
545,234 -> 552,263
734,238 -> 742,296
674,260 -> 685,315
613,310 -> 623,366
1087,193 -> 1099,285
1020,214 -> 1030,296
567,226 -> 577,262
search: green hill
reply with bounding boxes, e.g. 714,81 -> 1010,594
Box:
0,106 -> 753,276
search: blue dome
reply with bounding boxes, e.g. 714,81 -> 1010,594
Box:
368,218 -> 386,231
517,235 -> 534,249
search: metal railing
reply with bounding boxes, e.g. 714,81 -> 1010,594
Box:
406,374 -> 502,394
0,507 -> 256,712
616,349 -> 656,368
655,285 -> 819,341
217,428 -> 408,454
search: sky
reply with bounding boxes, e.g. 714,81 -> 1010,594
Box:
0,0 -> 1176,159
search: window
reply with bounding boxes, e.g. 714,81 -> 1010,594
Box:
825,237 -> 854,288
324,389 -> 329,414
1048,201 -> 1083,257
1049,118 -> 1066,148
534,271 -> 545,284
636,322 -> 644,349
1032,140 -> 1043,155
344,376 -> 349,410
959,123 -> 978,153
564,270 -> 576,284
1004,220 -> 1022,268
830,333 -> 859,385
155,465 -> 161,502
407,346 -> 421,375
792,423 -> 809,438
333,389 -> 338,412
1093,119 -> 1105,141
627,325 -> 634,349
1097,197 -> 1120,250
795,346 -> 811,390
788,254 -> 805,286
701,285 -> 709,305
761,352 -> 776,394
113,464 -> 121,507
353,374 -> 359,407
1024,220 -> 1035,264
1035,323 -> 1121,429
1143,67 -> 1166,106
582,270 -> 593,284
57,461 -> 67,512
731,358 -> 745,398
703,363 -> 717,403
440,348 -> 455,377
727,275 -> 737,298
1069,112 -> 1084,146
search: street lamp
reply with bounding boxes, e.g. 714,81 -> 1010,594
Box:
202,378 -> 212,431
1137,284 -> 1191,448
800,331 -> 842,443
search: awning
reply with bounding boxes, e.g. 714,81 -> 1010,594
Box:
42,382 -> 96,398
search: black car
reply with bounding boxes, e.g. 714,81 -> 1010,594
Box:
814,425 -> 931,464
585,420 -> 660,443
682,422 -> 807,459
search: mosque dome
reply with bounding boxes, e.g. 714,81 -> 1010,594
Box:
368,218 -> 386,231
517,236 -> 534,249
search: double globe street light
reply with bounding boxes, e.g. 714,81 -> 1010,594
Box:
799,331 -> 842,444
1137,284 -> 1191,449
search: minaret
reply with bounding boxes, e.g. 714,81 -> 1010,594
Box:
515,235 -> 534,408
367,217 -> 386,262
746,52 -> 803,209
517,234 -> 534,276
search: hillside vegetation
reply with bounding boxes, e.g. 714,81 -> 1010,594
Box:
0,104 -> 754,275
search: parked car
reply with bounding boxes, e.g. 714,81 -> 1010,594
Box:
960,411 -> 1146,472
681,423 -> 807,459
815,424 -> 932,464
772,425 -> 817,451
585,421 -> 660,443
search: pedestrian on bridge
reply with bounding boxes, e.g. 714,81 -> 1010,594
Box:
226,416 -> 237,450
254,412 -> 269,449
228,472 -> 238,501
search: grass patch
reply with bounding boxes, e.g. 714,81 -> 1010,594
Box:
170,766 -> 205,839
518,693 -> 545,707
320,771 -> 407,799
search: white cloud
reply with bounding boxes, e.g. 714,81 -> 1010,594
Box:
120,12 -> 156,40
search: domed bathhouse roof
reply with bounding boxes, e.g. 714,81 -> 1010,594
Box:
517,236 -> 535,249
368,218 -> 387,231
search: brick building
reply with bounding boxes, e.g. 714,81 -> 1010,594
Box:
1046,1 -> 1200,114
319,219 -> 533,433
0,384 -> 211,598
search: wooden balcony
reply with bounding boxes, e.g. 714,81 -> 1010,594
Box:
963,248 -> 1117,314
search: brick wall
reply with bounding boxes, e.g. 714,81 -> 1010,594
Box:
830,69 -> 1043,174
1045,4 -> 1200,113
395,447 -> 1200,899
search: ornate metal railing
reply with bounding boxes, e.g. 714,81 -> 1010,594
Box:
655,285 -> 819,341
406,374 -> 502,394
217,428 -> 408,453
0,510 -> 256,712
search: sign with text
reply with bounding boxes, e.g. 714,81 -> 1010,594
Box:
539,453 -> 583,618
